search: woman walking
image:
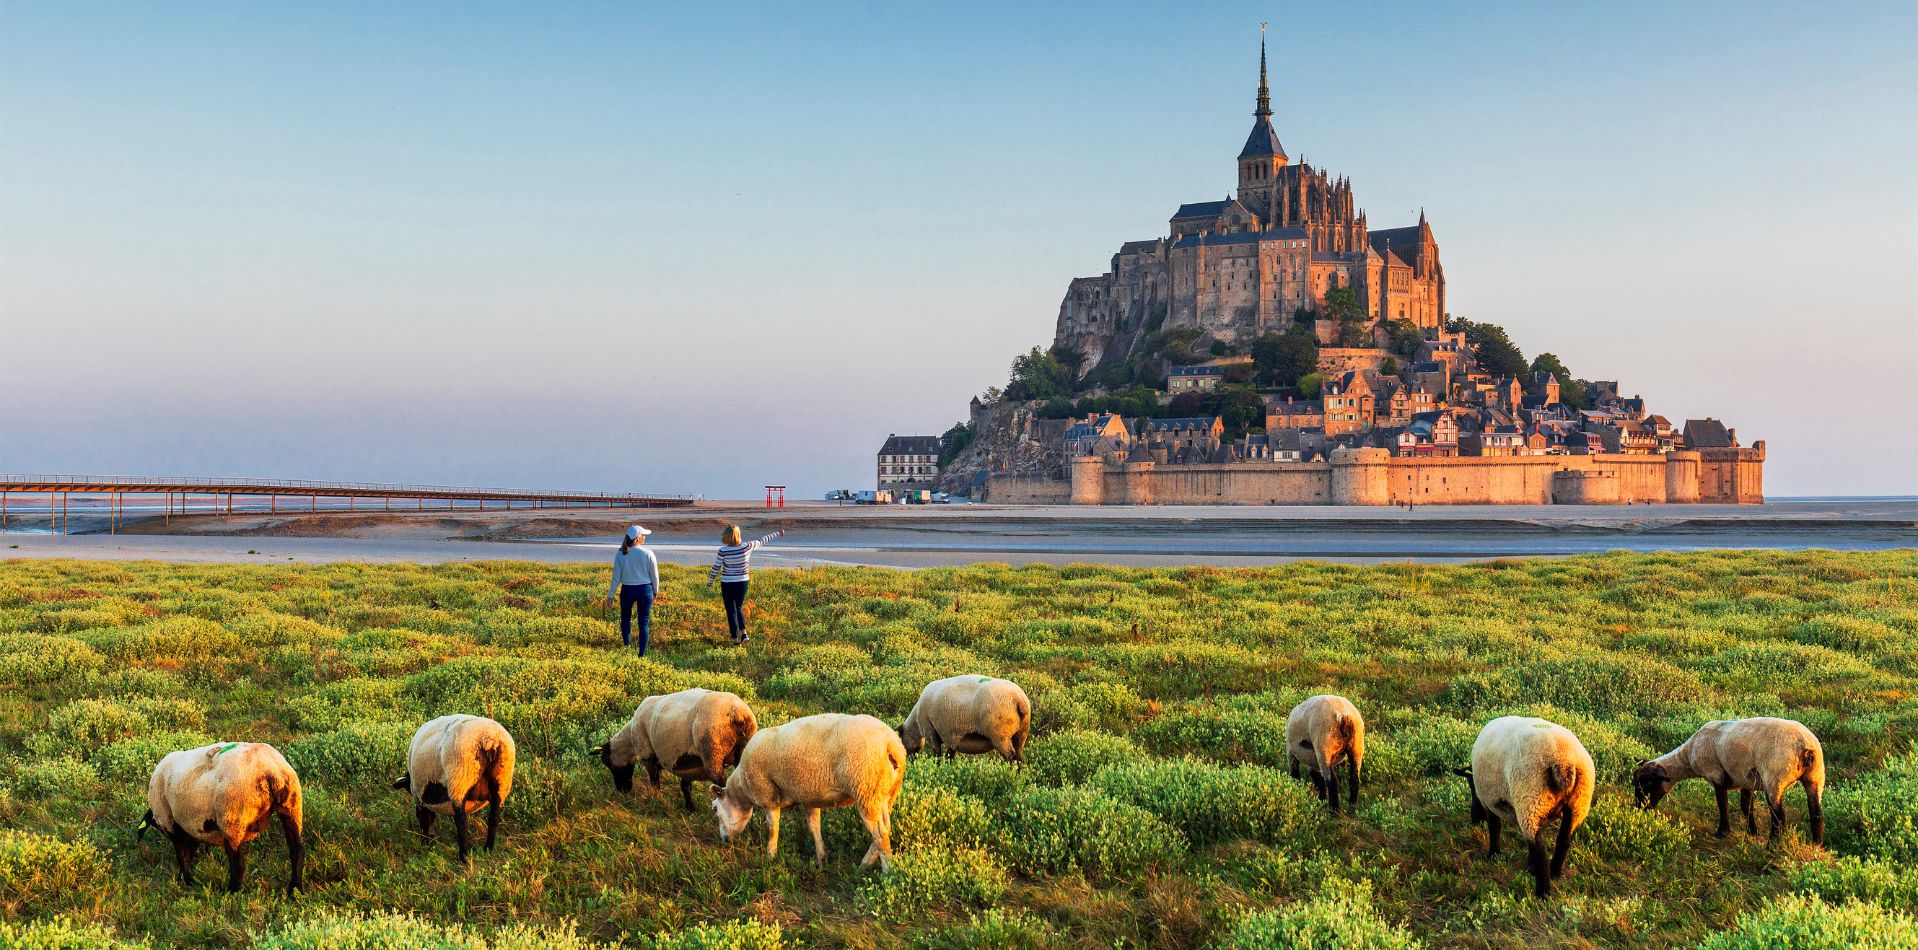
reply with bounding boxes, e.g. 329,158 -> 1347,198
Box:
708,524 -> 784,644
605,525 -> 660,655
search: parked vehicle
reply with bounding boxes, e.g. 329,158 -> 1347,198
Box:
824,489 -> 854,502
854,490 -> 893,505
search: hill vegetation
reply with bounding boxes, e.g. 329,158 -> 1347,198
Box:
3,552 -> 1917,947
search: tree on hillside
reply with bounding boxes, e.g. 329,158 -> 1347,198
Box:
1385,319 -> 1423,358
938,422 -> 977,466
1528,353 -> 1590,410
1298,372 -> 1323,399
1449,318 -> 1527,379
1323,286 -> 1372,347
1005,346 -> 1073,402
1251,326 -> 1319,387
1203,385 -> 1266,441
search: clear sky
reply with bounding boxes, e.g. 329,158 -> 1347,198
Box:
3,1 -> 1914,498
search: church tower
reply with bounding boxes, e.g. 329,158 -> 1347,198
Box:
1236,28 -> 1288,223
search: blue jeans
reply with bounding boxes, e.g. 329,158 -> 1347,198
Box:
618,583 -> 655,654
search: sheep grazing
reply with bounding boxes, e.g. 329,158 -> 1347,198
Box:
592,688 -> 757,810
392,715 -> 516,861
1451,716 -> 1595,898
1285,694 -> 1366,814
139,741 -> 304,896
897,674 -> 1031,765
711,713 -> 906,870
1632,717 -> 1825,845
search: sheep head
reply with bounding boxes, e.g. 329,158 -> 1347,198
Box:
591,741 -> 635,794
1631,760 -> 1672,809
710,785 -> 751,842
896,722 -> 924,756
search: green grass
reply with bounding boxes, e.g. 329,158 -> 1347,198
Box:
2,551 -> 1917,948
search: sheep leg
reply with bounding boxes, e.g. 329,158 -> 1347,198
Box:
1549,808 -> 1573,880
644,757 -> 663,790
1713,784 -> 1731,837
452,805 -> 472,863
279,811 -> 305,896
1289,754 -> 1300,780
679,776 -> 697,812
857,800 -> 892,871
415,805 -> 437,839
1739,789 -> 1757,834
1485,812 -> 1502,856
170,830 -> 200,885
1767,795 -> 1786,845
1527,837 -> 1552,898
806,808 -> 825,866
485,788 -> 502,851
1347,753 -> 1360,806
1804,779 -> 1824,846
764,807 -> 781,858
1324,768 -> 1342,816
1308,770 -> 1326,801
224,842 -> 247,894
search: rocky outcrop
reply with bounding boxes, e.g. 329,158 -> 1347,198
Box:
938,403 -> 1069,496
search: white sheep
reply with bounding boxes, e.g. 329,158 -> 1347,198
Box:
139,741 -> 304,895
391,714 -> 516,861
592,688 -> 758,810
1632,717 -> 1826,845
897,675 -> 1031,764
1285,694 -> 1366,814
710,713 -> 906,869
1451,716 -> 1595,898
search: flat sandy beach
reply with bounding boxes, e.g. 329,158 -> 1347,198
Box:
3,498 -> 1912,567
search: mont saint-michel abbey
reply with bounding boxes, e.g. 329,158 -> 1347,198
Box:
1056,40 -> 1444,364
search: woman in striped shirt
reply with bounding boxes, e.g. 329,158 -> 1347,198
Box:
708,524 -> 784,644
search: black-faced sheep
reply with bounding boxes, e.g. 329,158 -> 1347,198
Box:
711,712 -> 906,869
1285,694 -> 1366,814
392,714 -> 516,861
897,674 -> 1030,764
1632,717 -> 1825,845
139,741 -> 304,896
1452,716 -> 1595,898
592,688 -> 757,810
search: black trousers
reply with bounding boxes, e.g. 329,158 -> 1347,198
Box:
720,580 -> 749,639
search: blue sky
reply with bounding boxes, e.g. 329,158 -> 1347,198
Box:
4,1 -> 1914,497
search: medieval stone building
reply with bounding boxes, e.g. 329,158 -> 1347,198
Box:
1055,37 -> 1445,372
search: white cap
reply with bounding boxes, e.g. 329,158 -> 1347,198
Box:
626,525 -> 650,539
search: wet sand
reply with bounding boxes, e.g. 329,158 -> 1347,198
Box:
3,498 -> 1912,567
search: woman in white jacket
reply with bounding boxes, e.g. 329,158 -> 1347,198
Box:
605,525 -> 660,654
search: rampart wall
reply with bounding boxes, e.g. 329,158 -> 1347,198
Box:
990,442 -> 1764,505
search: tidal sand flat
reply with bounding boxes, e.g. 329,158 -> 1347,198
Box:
3,551 -> 1916,947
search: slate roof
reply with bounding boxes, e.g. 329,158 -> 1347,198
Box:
1238,116 -> 1287,160
1146,416 -> 1222,433
1169,365 -> 1224,377
1683,418 -> 1735,449
1172,199 -> 1237,221
878,435 -> 942,456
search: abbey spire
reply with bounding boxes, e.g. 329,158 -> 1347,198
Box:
1237,26 -> 1289,217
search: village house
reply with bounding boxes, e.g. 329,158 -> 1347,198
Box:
1064,413 -> 1131,456
1683,418 -> 1738,450
1167,364 -> 1224,393
1264,395 -> 1325,431
1142,416 -> 1226,460
1323,370 -> 1376,435
876,434 -> 943,493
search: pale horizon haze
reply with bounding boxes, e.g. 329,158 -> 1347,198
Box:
3,2 -> 1914,498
